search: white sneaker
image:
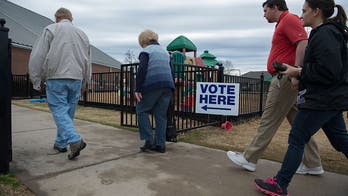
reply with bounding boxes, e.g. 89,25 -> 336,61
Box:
226,151 -> 256,172
296,162 -> 324,175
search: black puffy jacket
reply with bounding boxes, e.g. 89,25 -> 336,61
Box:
298,22 -> 348,110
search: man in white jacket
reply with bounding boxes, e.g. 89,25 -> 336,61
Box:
29,8 -> 91,160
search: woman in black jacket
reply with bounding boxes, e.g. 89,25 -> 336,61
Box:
254,0 -> 348,195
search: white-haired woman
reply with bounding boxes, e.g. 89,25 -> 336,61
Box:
135,30 -> 175,153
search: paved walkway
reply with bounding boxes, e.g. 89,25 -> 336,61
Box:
10,105 -> 348,196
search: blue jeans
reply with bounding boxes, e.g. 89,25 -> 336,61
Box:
136,88 -> 173,148
46,79 -> 82,148
276,110 -> 348,190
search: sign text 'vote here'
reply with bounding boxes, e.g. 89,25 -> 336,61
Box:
195,82 -> 240,116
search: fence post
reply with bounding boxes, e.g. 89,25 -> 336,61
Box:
0,19 -> 12,174
259,73 -> 264,116
83,83 -> 88,106
8,38 -> 12,164
218,64 -> 224,83
129,67 -> 135,108
120,65 -> 124,126
26,73 -> 31,98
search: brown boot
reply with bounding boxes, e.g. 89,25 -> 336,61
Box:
68,139 -> 86,160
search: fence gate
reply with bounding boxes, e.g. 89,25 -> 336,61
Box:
0,19 -> 12,174
119,63 -> 250,132
120,64 -> 138,128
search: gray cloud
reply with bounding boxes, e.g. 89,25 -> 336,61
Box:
8,0 -> 348,74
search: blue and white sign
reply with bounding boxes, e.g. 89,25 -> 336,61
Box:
195,82 -> 239,116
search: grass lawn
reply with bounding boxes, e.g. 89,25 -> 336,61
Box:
180,118 -> 348,175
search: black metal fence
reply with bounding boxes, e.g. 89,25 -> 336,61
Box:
12,74 -> 30,98
12,74 -> 45,99
224,74 -> 270,118
79,71 -> 122,109
119,63 -> 270,132
11,63 -> 270,133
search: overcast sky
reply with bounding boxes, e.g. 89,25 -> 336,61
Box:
8,0 -> 348,74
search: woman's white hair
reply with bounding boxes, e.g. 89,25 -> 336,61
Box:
138,29 -> 158,48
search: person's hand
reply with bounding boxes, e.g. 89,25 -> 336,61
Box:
290,77 -> 299,90
280,64 -> 301,78
81,88 -> 86,94
135,92 -> 142,102
33,83 -> 41,91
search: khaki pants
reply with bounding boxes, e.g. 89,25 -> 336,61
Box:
244,76 -> 322,168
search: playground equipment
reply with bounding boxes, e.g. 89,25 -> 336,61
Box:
200,50 -> 219,67
167,35 -> 206,67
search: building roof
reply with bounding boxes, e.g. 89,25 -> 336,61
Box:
0,0 -> 121,69
241,71 -> 272,81
167,35 -> 197,52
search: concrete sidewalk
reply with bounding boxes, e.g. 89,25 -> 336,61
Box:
10,105 -> 348,196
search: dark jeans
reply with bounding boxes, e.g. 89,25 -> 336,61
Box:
136,88 -> 173,148
276,110 -> 348,190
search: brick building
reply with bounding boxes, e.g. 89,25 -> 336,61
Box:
0,0 -> 121,75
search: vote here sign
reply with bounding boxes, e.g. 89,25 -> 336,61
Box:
195,82 -> 239,116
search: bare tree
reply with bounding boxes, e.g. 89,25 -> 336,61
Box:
219,60 -> 241,75
124,49 -> 138,64
219,60 -> 233,67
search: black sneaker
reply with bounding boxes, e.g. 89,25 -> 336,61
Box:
140,140 -> 153,152
150,145 -> 166,153
47,144 -> 68,155
54,144 -> 67,153
68,139 -> 87,160
254,177 -> 288,196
